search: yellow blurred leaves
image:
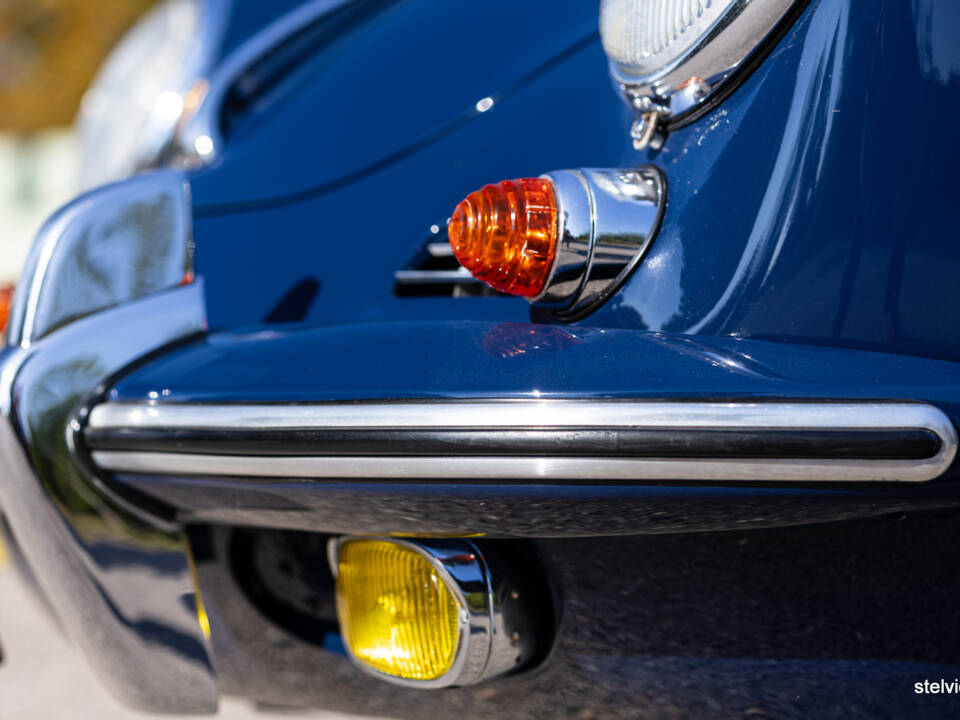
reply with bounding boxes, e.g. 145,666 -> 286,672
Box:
0,0 -> 156,132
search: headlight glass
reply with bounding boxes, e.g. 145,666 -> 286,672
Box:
77,0 -> 219,189
599,0 -> 800,142
600,0 -> 736,80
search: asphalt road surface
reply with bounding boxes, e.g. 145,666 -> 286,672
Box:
0,544 -> 383,720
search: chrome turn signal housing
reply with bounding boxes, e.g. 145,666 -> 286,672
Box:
329,537 -> 547,688
448,166 -> 665,320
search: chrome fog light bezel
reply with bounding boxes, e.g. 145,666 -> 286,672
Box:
328,536 -> 539,689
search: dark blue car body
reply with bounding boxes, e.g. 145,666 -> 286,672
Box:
4,0 -> 960,717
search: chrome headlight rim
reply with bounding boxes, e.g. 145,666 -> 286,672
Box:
601,0 -> 811,131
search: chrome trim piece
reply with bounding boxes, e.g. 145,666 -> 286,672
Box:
532,165 -> 665,319
600,0 -> 800,144
426,241 -> 455,257
394,268 -> 482,286
84,426 -> 941,460
394,226 -> 492,295
87,401 -> 958,483
533,170 -> 593,305
176,0 -> 351,166
7,170 -> 194,348
328,537 -> 533,688
89,452 -> 953,483
86,400 -> 951,432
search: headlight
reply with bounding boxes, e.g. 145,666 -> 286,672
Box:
600,0 -> 740,79
599,0 -> 801,146
76,0 -> 227,189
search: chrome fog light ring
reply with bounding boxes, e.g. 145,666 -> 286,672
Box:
327,536 -> 544,688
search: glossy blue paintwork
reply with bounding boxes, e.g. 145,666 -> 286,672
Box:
189,0 -> 632,331
217,0 -> 305,55
191,30 -> 628,328
192,0 -> 605,207
188,0 -> 960,367
111,321 -> 960,413
603,0 -> 960,362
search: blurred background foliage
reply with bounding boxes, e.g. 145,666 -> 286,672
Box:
0,0 -> 156,132
0,1 -> 159,283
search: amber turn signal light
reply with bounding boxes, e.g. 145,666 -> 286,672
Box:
448,178 -> 559,298
448,167 -> 666,319
0,284 -> 14,334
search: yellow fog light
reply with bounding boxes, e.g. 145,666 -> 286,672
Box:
335,539 -> 460,681
330,536 -> 546,688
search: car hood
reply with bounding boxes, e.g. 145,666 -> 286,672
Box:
190,0 -> 599,210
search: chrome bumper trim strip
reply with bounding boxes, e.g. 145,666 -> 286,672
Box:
87,401 -> 958,483
90,450 -> 953,483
